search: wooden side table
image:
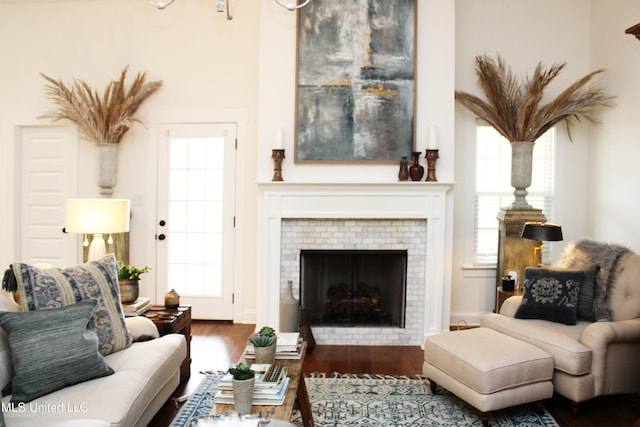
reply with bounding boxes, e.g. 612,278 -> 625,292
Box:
142,305 -> 192,385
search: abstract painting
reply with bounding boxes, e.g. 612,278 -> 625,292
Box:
295,0 -> 416,163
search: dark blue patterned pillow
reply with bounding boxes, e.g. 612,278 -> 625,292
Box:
10,254 -> 131,356
515,267 -> 582,325
0,299 -> 114,403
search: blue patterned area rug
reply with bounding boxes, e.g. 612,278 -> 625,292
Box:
169,373 -> 560,427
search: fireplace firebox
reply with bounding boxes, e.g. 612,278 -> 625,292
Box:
300,250 -> 407,327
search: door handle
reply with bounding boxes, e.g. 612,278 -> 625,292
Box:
157,234 -> 166,241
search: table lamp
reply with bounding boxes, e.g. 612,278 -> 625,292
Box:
66,199 -> 131,261
521,222 -> 563,266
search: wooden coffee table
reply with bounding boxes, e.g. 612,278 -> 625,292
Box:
213,341 -> 314,427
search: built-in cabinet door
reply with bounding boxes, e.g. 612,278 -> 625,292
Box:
155,123 -> 237,320
18,126 -> 78,266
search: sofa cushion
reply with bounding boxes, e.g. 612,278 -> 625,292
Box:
0,299 -> 114,403
559,240 -> 633,321
10,254 -> 131,356
515,267 -> 581,325
2,334 -> 186,427
481,312 -> 592,376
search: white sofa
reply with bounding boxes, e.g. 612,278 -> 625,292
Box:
0,293 -> 187,427
481,242 -> 640,407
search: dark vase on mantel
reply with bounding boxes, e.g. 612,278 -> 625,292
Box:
398,156 -> 409,181
409,151 -> 424,181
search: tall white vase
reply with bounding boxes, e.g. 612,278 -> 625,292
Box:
279,280 -> 299,332
510,141 -> 535,209
96,143 -> 119,196
232,377 -> 255,415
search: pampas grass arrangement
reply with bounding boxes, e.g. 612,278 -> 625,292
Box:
40,66 -> 162,144
455,55 -> 614,142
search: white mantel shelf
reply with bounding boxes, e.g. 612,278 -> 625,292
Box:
256,181 -> 454,345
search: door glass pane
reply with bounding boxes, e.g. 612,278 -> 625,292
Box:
167,136 -> 225,297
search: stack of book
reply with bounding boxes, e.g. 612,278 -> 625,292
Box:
215,364 -> 290,405
122,297 -> 152,316
245,332 -> 304,360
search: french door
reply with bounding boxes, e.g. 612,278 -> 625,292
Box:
155,123 -> 237,319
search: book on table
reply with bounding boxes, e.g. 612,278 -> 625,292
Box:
122,297 -> 152,316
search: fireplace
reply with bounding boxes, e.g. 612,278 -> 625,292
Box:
300,250 -> 407,328
258,182 -> 453,346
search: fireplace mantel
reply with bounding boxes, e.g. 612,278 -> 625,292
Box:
257,181 -> 454,345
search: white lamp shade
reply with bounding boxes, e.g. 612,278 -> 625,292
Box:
66,199 -> 130,234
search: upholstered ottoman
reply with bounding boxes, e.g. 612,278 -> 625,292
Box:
423,327 -> 553,427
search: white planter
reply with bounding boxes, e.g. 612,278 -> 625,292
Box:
253,340 -> 277,364
232,377 -> 255,415
510,141 -> 535,209
96,143 -> 119,196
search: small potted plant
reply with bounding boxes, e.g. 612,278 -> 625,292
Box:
229,363 -> 255,415
248,326 -> 277,364
117,262 -> 151,303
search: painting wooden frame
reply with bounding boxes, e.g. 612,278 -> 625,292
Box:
294,0 -> 417,163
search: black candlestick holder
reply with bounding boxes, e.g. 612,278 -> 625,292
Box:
272,149 -> 285,181
425,149 -> 439,182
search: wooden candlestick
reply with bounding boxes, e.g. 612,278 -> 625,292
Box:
425,149 -> 439,182
272,149 -> 285,181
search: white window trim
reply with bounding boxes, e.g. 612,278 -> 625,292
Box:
461,124 -> 559,272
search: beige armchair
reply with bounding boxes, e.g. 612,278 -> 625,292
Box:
481,246 -> 640,407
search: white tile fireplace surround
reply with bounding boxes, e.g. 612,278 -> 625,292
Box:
257,182 -> 453,346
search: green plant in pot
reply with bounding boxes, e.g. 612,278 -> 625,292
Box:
117,262 -> 151,304
249,326 -> 277,364
229,363 -> 255,415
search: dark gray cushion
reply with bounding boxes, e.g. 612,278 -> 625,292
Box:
576,268 -> 598,322
515,267 -> 582,325
10,254 -> 131,355
0,299 -> 114,403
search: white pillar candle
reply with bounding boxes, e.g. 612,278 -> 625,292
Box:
275,127 -> 285,150
427,126 -> 438,150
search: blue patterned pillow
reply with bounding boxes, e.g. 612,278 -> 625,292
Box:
10,254 -> 131,355
515,267 -> 581,325
0,299 -> 114,403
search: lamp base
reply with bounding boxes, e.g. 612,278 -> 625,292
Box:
87,234 -> 107,262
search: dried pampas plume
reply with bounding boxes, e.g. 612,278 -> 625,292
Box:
40,66 -> 162,144
455,55 -> 615,142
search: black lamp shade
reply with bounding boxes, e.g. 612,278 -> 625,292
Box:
521,222 -> 563,242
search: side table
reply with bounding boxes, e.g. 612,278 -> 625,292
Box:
495,287 -> 522,313
142,305 -> 192,385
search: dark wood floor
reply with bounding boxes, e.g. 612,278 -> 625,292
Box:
149,321 -> 640,427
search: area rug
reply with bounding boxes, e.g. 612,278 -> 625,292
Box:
169,372 -> 560,427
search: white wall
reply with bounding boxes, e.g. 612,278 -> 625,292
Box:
0,0 -> 261,322
451,0 -> 594,324
256,0 -> 455,183
1,0 -> 637,326
0,0 -> 456,324
588,0 -> 640,248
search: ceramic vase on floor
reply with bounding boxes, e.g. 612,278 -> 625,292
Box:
232,377 -> 255,415
280,280 -> 299,332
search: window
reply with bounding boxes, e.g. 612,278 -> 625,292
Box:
474,125 -> 556,265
